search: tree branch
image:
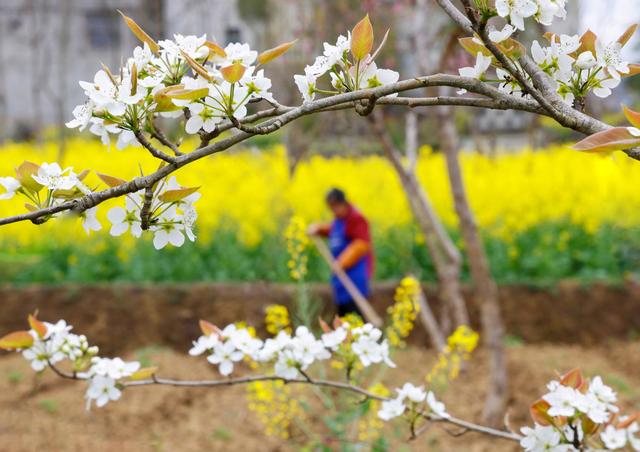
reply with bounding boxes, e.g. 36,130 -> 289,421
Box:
134,130 -> 177,164
46,361 -> 521,443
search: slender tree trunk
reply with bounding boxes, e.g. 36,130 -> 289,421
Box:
370,113 -> 469,330
437,106 -> 507,427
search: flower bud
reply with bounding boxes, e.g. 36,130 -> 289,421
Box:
576,51 -> 597,70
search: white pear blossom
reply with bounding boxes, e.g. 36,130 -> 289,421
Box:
85,375 -> 122,408
323,34 -> 350,68
397,383 -> 426,403
90,357 -> 140,379
107,196 -> 143,238
189,334 -> 219,356
207,341 -> 245,376
223,42 -> 258,66
597,39 -> 630,80
294,73 -> 317,102
488,24 -> 516,43
520,425 -> 563,451
576,51 -> 597,70
593,74 -> 620,98
601,425 -> 628,450
543,385 -> 578,417
0,176 -> 20,200
377,397 -> 406,421
495,0 -> 538,31
66,102 -> 94,131
185,103 -> 223,134
426,391 -> 449,418
321,326 -> 348,350
81,207 -> 102,234
458,52 -> 492,80
32,162 -> 79,191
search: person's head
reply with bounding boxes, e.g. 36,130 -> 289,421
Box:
325,188 -> 350,218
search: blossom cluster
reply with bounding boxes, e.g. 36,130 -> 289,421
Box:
189,319 -> 393,379
0,161 -> 100,233
293,15 -> 399,102
377,382 -> 449,421
106,175 -> 200,249
458,2 -> 639,108
66,12 -> 281,145
521,369 -> 640,451
10,316 -> 142,409
495,0 -> 567,31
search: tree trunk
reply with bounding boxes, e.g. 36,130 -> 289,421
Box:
370,113 -> 469,330
438,106 -> 507,427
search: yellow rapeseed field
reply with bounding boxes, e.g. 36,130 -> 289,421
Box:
1,138 -> 639,248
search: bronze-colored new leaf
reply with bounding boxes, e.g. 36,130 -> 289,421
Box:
573,127 -> 640,153
530,399 -> 553,426
578,30 -> 597,55
180,50 -> 214,81
97,173 -> 128,188
618,23 -> 638,47
199,320 -> 222,337
205,41 -> 227,59
166,88 -> 209,101
15,161 -> 43,192
351,14 -> 374,61
220,62 -> 246,84
257,40 -> 297,65
158,186 -> 200,203
0,331 -> 34,350
118,10 -> 159,54
623,105 -> 640,128
128,367 -> 159,381
28,314 -> 47,339
458,37 -> 492,58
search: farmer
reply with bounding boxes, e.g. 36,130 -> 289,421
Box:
308,188 -> 373,317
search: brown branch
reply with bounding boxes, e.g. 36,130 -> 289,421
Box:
139,186 -> 154,230
45,361 -> 521,443
150,122 -> 183,156
134,130 -> 177,164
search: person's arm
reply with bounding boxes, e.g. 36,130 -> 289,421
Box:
307,222 -> 331,237
337,214 -> 371,270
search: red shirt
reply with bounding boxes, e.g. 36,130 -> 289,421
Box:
341,205 -> 374,277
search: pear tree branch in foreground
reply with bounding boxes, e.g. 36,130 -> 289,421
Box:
45,361 -> 522,443
0,74 -> 547,227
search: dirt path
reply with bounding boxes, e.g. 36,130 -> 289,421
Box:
2,341 -> 640,452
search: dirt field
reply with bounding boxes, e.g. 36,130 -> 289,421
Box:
2,341 -> 640,452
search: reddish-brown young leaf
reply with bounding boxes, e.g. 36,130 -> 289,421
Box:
578,30 -> 597,55
257,40 -> 297,65
617,413 -> 639,429
351,14 -> 374,61
458,37 -> 492,58
205,41 -> 227,59
618,24 -> 639,47
573,127 -> 640,153
623,105 -> 640,128
0,331 -> 34,350
199,320 -> 222,337
530,399 -> 553,426
158,186 -> 200,203
559,368 -> 584,389
97,172 -> 128,188
153,86 -> 184,112
180,50 -> 214,81
623,63 -> 640,78
318,318 -> 331,333
165,87 -> 209,101
118,10 -> 159,54
28,314 -> 47,339
220,62 -> 246,84
15,161 -> 43,192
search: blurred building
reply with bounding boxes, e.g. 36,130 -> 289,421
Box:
0,0 -> 257,140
